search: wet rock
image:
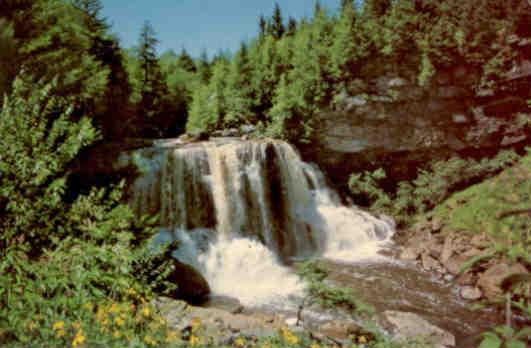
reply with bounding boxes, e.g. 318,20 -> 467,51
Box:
422,253 -> 444,273
441,233 -> 456,264
221,128 -> 240,137
204,295 -> 244,314
384,311 -> 456,348
460,286 -> 482,301
443,254 -> 470,275
168,260 -> 211,304
240,125 -> 256,135
400,247 -> 421,261
456,272 -> 477,286
477,263 -> 529,300
470,234 -> 490,249
317,321 -> 363,343
431,218 -> 443,232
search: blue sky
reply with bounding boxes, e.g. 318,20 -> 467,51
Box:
100,0 -> 341,58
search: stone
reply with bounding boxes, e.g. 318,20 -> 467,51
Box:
240,125 -> 256,135
168,260 -> 211,304
388,77 -> 409,88
440,233 -> 455,264
221,128 -> 240,137
437,86 -> 467,99
317,321 -> 363,342
452,114 -> 468,124
400,247 -> 421,261
345,95 -> 368,109
456,272 -> 477,286
384,311 -> 456,348
422,252 -> 444,273
470,234 -> 490,249
204,295 -> 244,314
460,286 -> 482,301
431,218 -> 443,232
477,263 -> 529,300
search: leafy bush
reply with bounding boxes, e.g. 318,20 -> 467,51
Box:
349,150 -> 520,225
0,78 -> 175,347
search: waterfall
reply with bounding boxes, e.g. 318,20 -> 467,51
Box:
127,138 -> 394,306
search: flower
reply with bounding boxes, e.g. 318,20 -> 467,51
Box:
190,317 -> 201,332
72,330 -> 85,347
279,327 -> 299,345
165,331 -> 178,343
141,306 -> 151,317
234,337 -> 246,347
144,335 -> 157,346
56,329 -> 66,338
114,317 -> 125,327
358,335 -> 367,344
189,334 -> 200,346
82,303 -> 93,312
310,344 -> 321,348
113,330 -> 122,339
52,321 -> 65,331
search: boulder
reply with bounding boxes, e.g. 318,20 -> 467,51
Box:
384,311 -> 456,348
477,263 -> 529,300
400,246 -> 421,261
168,260 -> 211,304
460,286 -> 482,301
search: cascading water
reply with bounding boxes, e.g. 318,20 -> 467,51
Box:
127,138 -> 394,306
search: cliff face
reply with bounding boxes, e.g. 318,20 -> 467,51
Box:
303,57 -> 531,190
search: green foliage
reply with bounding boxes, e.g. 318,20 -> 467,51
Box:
0,78 -> 173,347
349,150 -> 521,225
296,261 -> 374,314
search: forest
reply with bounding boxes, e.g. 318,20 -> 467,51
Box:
0,0 -> 530,347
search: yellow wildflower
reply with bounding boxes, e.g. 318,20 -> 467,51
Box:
114,317 -> 125,327
280,327 -> 299,345
310,344 -> 321,348
56,329 -> 66,338
144,335 -> 157,346
72,322 -> 81,330
234,337 -> 246,347
72,330 -> 85,347
52,321 -> 65,331
141,306 -> 151,317
82,303 -> 93,312
165,331 -> 179,343
358,335 -> 367,344
112,330 -> 122,339
189,334 -> 200,346
190,317 -> 201,332
109,303 -> 119,314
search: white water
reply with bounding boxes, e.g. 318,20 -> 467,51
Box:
128,138 -> 394,306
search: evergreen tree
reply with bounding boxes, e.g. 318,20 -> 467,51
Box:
225,42 -> 255,126
136,21 -> 168,133
177,47 -> 197,73
269,3 -> 285,39
197,49 -> 212,84
286,17 -> 297,36
259,15 -> 267,37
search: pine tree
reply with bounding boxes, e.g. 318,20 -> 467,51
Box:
137,21 -> 168,128
269,3 -> 285,39
225,42 -> 255,126
259,15 -> 267,37
286,17 -> 297,36
177,48 -> 196,73
197,49 -> 212,84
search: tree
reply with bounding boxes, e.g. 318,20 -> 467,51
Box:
136,21 -> 169,135
259,15 -> 267,37
286,17 -> 297,36
177,48 -> 196,73
269,3 -> 285,39
225,42 -> 255,126
197,49 -> 212,84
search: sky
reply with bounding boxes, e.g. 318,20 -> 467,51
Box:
100,0 -> 341,58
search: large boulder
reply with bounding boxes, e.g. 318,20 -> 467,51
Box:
168,259 -> 211,304
383,311 -> 456,348
477,263 -> 529,300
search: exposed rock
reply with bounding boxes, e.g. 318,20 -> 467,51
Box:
204,295 -> 244,314
431,218 -> 443,233
440,234 -> 455,264
460,286 -> 482,301
317,321 -> 364,343
168,260 -> 211,304
400,246 -> 421,261
477,263 -> 529,300
452,114 -> 468,124
456,272 -> 477,286
240,125 -> 256,135
422,252 -> 444,273
384,311 -> 456,348
470,234 -> 490,249
221,128 -> 240,137
388,77 -> 409,88
443,253 -> 472,275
